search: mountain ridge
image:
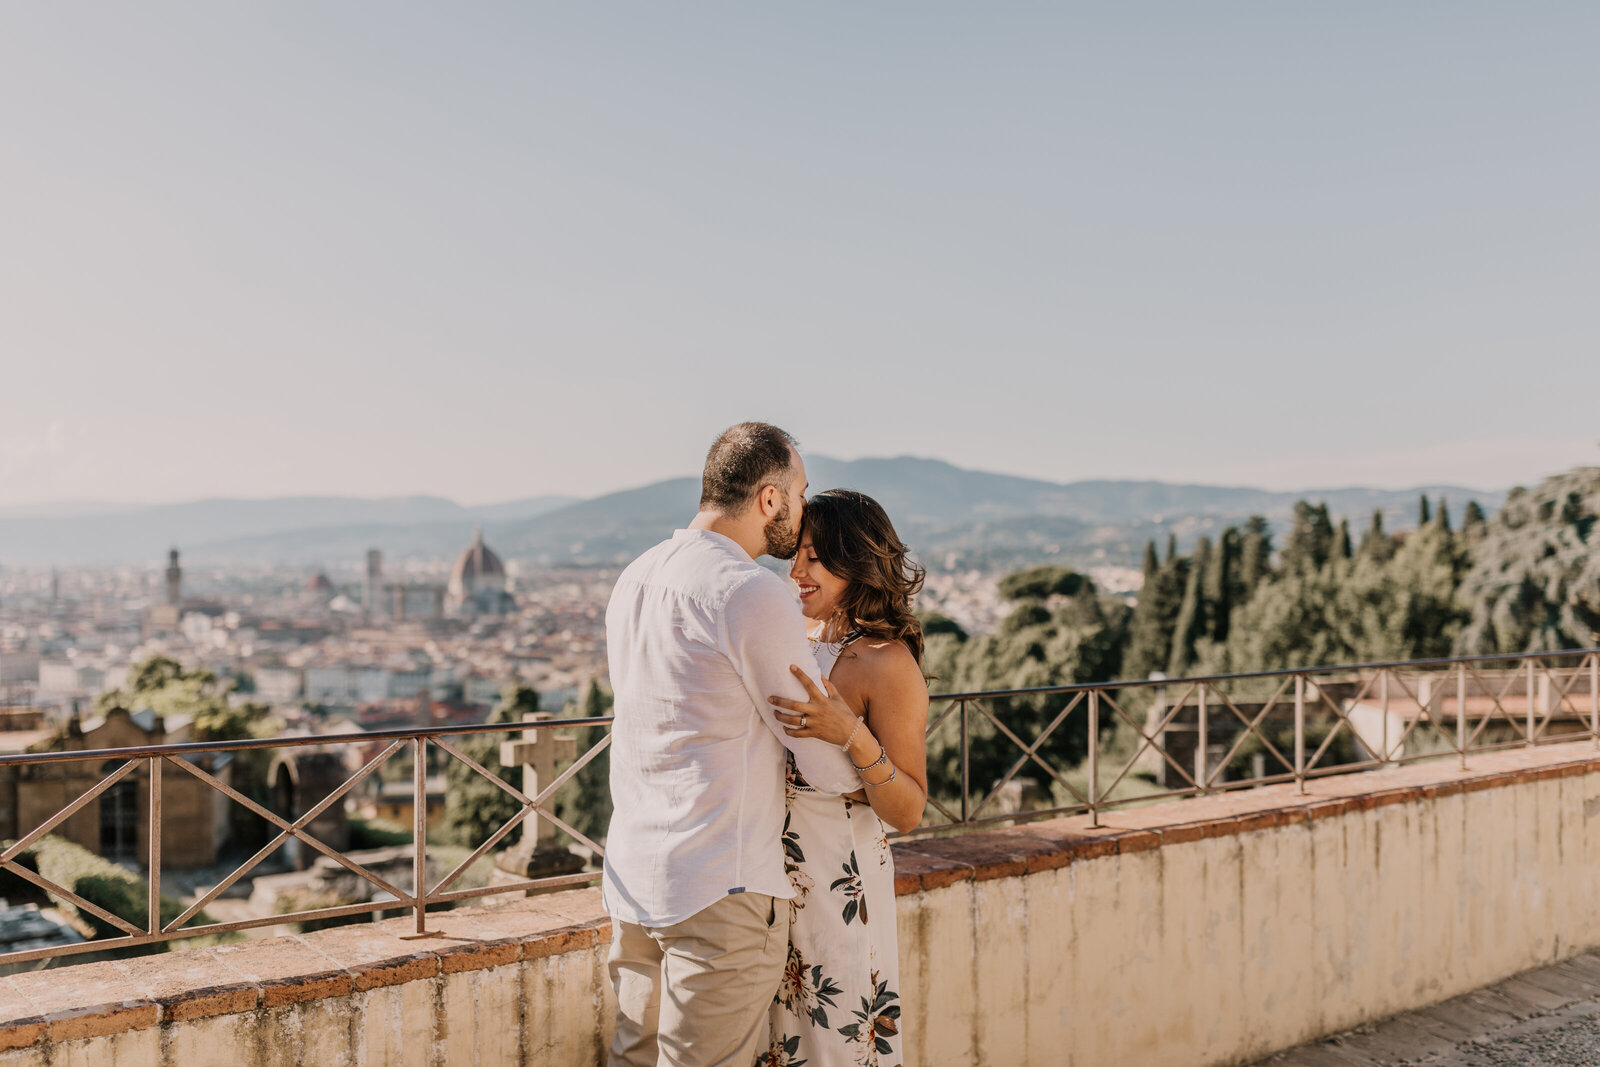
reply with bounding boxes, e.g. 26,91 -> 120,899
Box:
0,456 -> 1507,569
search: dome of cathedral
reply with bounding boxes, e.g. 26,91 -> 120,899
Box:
448,527 -> 506,599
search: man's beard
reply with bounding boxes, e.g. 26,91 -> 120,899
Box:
762,498 -> 800,559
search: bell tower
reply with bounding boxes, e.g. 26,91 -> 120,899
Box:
165,548 -> 182,607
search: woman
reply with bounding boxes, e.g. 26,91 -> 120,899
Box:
759,489 -> 930,1067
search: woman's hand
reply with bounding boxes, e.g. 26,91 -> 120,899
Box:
770,664 -> 862,747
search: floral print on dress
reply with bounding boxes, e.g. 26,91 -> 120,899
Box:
756,1034 -> 809,1067
776,941 -> 843,1029
764,728 -> 902,1066
837,971 -> 901,1065
782,807 -> 815,922
830,851 -> 868,926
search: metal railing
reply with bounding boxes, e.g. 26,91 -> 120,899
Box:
912,647 -> 1600,837
0,715 -> 612,967
0,647 -> 1595,967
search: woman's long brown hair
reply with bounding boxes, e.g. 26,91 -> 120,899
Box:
801,489 -> 926,665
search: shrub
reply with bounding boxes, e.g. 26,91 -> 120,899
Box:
5,836 -> 226,955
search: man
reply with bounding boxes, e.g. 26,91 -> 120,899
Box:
603,422 -> 861,1067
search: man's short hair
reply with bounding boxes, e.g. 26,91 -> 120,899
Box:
700,422 -> 799,513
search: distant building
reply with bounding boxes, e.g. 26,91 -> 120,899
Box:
389,583 -> 445,621
0,707 -> 351,872
447,527 -> 515,617
143,549 -> 224,637
305,666 -> 360,707
364,549 -> 383,617
165,548 -> 182,607
363,774 -> 446,831
265,747 -> 352,869
463,674 -> 507,708
0,707 -> 227,869
254,667 -> 304,705
0,652 -> 39,687
37,661 -> 105,697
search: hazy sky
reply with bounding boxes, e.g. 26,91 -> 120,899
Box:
3,4 -> 1596,507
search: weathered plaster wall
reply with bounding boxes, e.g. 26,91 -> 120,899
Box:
890,745 -> 1600,1066
1,743 -> 1597,1066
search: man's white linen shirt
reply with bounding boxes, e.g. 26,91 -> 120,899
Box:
602,528 -> 861,928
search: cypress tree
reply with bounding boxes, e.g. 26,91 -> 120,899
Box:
1359,509 -> 1395,562
439,684 -> 536,848
1141,541 -> 1158,585
1280,502 -> 1334,573
555,680 -> 615,845
1461,500 -> 1488,544
1435,497 -> 1452,533
1418,494 -> 1432,527
1167,537 -> 1210,677
1238,516 -> 1272,594
1125,553 -> 1188,681
1332,518 -> 1353,561
1165,532 -> 1178,563
1206,528 -> 1240,643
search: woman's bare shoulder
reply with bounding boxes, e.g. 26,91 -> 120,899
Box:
844,638 -> 927,692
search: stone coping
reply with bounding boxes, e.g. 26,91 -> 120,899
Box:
890,740 -> 1600,893
1,741 -> 1597,1051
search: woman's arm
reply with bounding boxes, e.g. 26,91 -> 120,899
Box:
769,649 -> 929,833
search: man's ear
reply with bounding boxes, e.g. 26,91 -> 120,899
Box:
755,484 -> 779,518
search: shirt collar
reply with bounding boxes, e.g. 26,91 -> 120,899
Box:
674,527 -> 753,561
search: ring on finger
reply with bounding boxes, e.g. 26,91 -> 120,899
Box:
799,714 -> 808,728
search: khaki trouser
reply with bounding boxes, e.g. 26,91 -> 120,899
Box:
608,892 -> 785,1067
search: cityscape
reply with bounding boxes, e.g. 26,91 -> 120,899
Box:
0,534 -> 1013,738
2,3 -> 1598,1063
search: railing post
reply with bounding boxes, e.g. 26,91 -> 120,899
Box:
1195,684 -> 1208,793
147,756 -> 162,936
1088,689 -> 1100,827
1294,674 -> 1306,794
412,737 -> 429,936
1591,652 -> 1599,750
1526,658 -> 1536,747
959,701 -> 969,825
1457,662 -> 1468,769
1380,669 -> 1390,763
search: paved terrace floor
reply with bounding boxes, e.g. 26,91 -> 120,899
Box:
1255,949 -> 1600,1066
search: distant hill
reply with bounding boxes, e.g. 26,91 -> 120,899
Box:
0,457 -> 1503,570
481,457 -> 1503,572
0,494 -> 575,565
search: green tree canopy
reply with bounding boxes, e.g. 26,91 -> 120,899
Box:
997,566 -> 1089,601
923,589 -> 1129,810
1123,548 -> 1188,681
1455,468 -> 1600,653
97,657 -> 272,742
1279,502 -> 1335,574
437,685 -> 537,849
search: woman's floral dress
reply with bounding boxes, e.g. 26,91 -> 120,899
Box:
758,638 -> 902,1067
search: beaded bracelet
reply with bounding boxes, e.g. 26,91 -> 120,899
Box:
839,717 -> 865,753
851,740 -> 889,773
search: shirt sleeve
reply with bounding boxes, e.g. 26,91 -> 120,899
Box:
724,571 -> 862,796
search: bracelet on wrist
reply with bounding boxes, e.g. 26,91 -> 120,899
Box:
863,761 -> 897,787
839,717 -> 865,753
851,740 -> 889,773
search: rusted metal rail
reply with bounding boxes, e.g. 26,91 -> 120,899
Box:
0,648 -> 1594,966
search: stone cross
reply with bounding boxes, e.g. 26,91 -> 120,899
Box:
500,712 -> 577,846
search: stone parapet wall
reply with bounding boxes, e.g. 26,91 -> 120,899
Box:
891,743 -> 1600,1066
0,894 -> 616,1066
1,742 -> 1598,1065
